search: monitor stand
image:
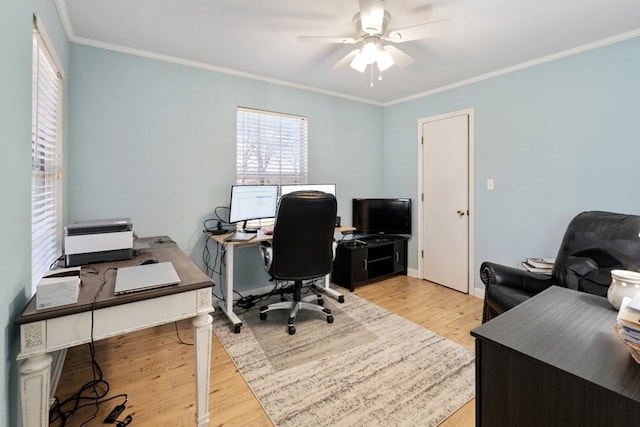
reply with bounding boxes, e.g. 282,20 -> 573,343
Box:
241,221 -> 259,233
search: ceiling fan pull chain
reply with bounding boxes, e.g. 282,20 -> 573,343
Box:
370,64 -> 374,87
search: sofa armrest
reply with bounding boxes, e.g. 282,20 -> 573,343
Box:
480,261 -> 555,322
480,261 -> 554,294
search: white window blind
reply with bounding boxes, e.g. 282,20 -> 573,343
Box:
236,107 -> 308,186
32,18 -> 63,291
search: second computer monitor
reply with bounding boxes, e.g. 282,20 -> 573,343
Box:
280,183 -> 336,197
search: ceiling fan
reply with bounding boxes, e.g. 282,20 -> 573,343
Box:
298,0 -> 452,77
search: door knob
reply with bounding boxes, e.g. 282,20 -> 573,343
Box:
457,210 -> 466,216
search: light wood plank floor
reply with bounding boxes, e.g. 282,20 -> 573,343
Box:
52,275 -> 482,426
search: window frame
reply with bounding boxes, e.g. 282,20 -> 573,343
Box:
235,107 -> 308,228
31,15 -> 64,293
236,107 -> 308,186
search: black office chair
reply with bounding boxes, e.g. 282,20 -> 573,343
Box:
258,190 -> 337,335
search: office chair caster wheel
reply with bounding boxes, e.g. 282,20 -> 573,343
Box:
260,312 -> 267,320
317,297 -> 324,306
338,296 -> 345,303
234,324 -> 242,334
288,325 -> 296,335
327,315 -> 334,324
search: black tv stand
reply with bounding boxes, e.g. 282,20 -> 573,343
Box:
332,235 -> 408,291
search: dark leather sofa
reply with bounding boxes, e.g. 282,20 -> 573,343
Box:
480,211 -> 640,323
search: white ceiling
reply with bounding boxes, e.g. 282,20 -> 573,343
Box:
58,0 -> 640,105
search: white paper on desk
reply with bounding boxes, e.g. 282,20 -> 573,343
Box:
617,296 -> 640,329
618,296 -> 632,318
626,293 -> 640,313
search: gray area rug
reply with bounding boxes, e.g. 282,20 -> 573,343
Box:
212,289 -> 475,426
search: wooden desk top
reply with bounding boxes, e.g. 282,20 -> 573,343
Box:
471,286 -> 640,401
15,236 -> 214,325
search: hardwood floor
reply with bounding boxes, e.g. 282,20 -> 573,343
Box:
52,276 -> 483,426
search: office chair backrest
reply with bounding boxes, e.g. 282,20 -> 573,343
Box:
271,190 -> 337,281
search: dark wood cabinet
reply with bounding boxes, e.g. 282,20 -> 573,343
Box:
391,239 -> 406,274
332,237 -> 408,291
471,286 -> 640,426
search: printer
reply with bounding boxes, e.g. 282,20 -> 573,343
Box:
64,218 -> 134,266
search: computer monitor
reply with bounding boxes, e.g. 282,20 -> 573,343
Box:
280,183 -> 336,197
229,185 -> 279,231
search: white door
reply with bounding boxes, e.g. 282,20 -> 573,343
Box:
420,111 -> 473,293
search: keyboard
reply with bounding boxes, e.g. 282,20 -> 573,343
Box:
224,232 -> 256,242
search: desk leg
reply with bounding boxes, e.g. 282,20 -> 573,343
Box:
217,243 -> 243,333
312,275 -> 345,303
192,313 -> 213,427
19,353 -> 52,427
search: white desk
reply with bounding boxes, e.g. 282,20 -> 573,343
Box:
14,237 -> 215,427
210,228 -> 352,333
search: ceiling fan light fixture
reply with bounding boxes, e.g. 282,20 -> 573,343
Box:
376,47 -> 394,71
361,37 -> 379,64
350,53 -> 368,73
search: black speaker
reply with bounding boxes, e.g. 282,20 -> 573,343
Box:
335,216 -> 341,227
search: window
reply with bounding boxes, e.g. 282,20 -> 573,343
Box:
32,16 -> 63,292
236,107 -> 308,186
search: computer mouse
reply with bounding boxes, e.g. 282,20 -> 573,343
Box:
138,258 -> 159,265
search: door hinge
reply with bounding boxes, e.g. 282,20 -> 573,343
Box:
421,250 -> 424,258
421,136 -> 424,145
421,193 -> 424,202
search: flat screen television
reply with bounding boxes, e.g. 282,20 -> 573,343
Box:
352,198 -> 412,236
229,185 -> 279,230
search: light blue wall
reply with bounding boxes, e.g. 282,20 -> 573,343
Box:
1,1 -> 69,425
384,36 -> 640,288
67,45 -> 384,294
4,4 -> 640,423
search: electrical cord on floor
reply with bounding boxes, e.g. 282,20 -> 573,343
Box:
174,321 -> 194,345
116,414 -> 133,426
49,267 -> 130,426
233,279 -> 293,313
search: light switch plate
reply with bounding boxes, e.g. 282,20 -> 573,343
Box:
487,179 -> 495,190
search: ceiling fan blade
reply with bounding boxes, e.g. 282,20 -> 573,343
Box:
331,49 -> 361,69
298,36 -> 358,44
383,45 -> 414,68
359,0 -> 386,34
387,18 -> 452,43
